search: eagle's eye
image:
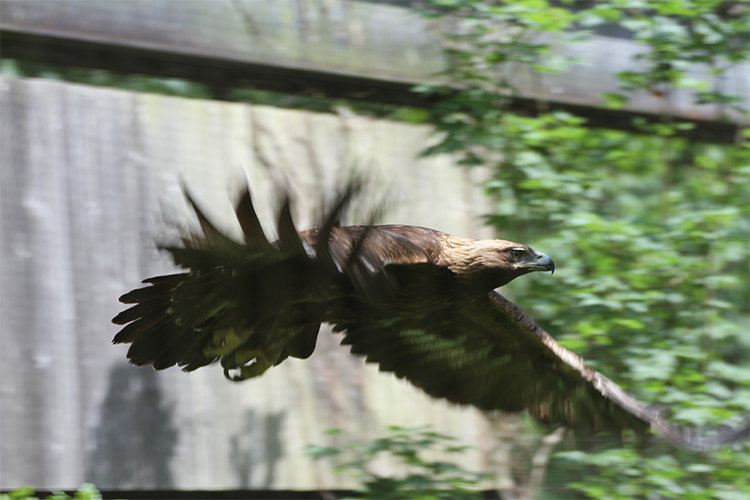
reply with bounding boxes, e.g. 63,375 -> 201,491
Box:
509,248 -> 526,261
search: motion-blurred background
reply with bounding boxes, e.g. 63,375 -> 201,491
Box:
1,1 -> 748,498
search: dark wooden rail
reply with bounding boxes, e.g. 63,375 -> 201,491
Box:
1,0 -> 746,141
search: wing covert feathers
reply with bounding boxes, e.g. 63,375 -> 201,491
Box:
113,182 -> 748,450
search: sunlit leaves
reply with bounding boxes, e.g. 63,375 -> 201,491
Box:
0,484 -> 103,500
420,1 -> 749,497
306,427 -> 492,499
557,446 -> 750,500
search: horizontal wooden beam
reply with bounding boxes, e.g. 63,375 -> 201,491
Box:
1,0 -> 746,144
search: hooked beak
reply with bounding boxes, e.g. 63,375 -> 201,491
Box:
535,252 -> 555,275
518,252 -> 555,275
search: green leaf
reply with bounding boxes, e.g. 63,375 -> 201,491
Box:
600,93 -> 629,109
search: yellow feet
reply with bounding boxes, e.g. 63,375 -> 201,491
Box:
223,349 -> 273,381
203,328 -> 242,357
204,328 -> 278,381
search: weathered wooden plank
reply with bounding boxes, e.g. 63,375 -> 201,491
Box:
1,0 -> 746,143
1,0 -> 442,83
0,76 -> 501,490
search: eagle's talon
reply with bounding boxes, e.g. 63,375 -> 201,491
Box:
203,328 -> 241,357
223,351 -> 272,381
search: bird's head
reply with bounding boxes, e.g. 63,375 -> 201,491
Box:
444,238 -> 555,291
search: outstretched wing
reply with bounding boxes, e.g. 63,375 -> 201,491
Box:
112,185 -> 361,379
337,278 -> 743,450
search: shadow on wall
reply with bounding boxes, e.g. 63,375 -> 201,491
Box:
231,410 -> 285,488
88,364 -> 177,488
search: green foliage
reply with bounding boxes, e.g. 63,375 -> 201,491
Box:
418,0 -> 750,498
0,60 -> 430,124
1,484 -> 105,500
419,0 -> 749,114
306,426 -> 492,499
557,448 -> 750,500
0,59 -> 213,99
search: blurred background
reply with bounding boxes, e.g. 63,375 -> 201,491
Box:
1,1 -> 748,498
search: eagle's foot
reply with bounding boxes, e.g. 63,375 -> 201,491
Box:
203,328 -> 244,357
222,349 -> 273,381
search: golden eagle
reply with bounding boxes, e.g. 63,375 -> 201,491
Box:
113,184 -> 748,450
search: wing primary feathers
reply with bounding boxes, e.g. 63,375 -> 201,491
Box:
142,275 -> 184,285
182,186 -> 222,240
118,284 -> 172,304
235,188 -> 274,252
483,291 -> 747,451
649,415 -> 750,452
315,180 -> 363,272
111,302 -> 163,326
112,309 -> 171,344
344,202 -> 384,277
275,196 -> 306,255
344,225 -> 374,274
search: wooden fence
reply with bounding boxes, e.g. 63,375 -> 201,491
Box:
3,0 -> 747,142
0,76 -> 516,490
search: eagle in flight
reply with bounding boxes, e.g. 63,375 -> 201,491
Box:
113,183 -> 747,450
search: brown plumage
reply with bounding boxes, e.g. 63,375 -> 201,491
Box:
113,184 -> 748,450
